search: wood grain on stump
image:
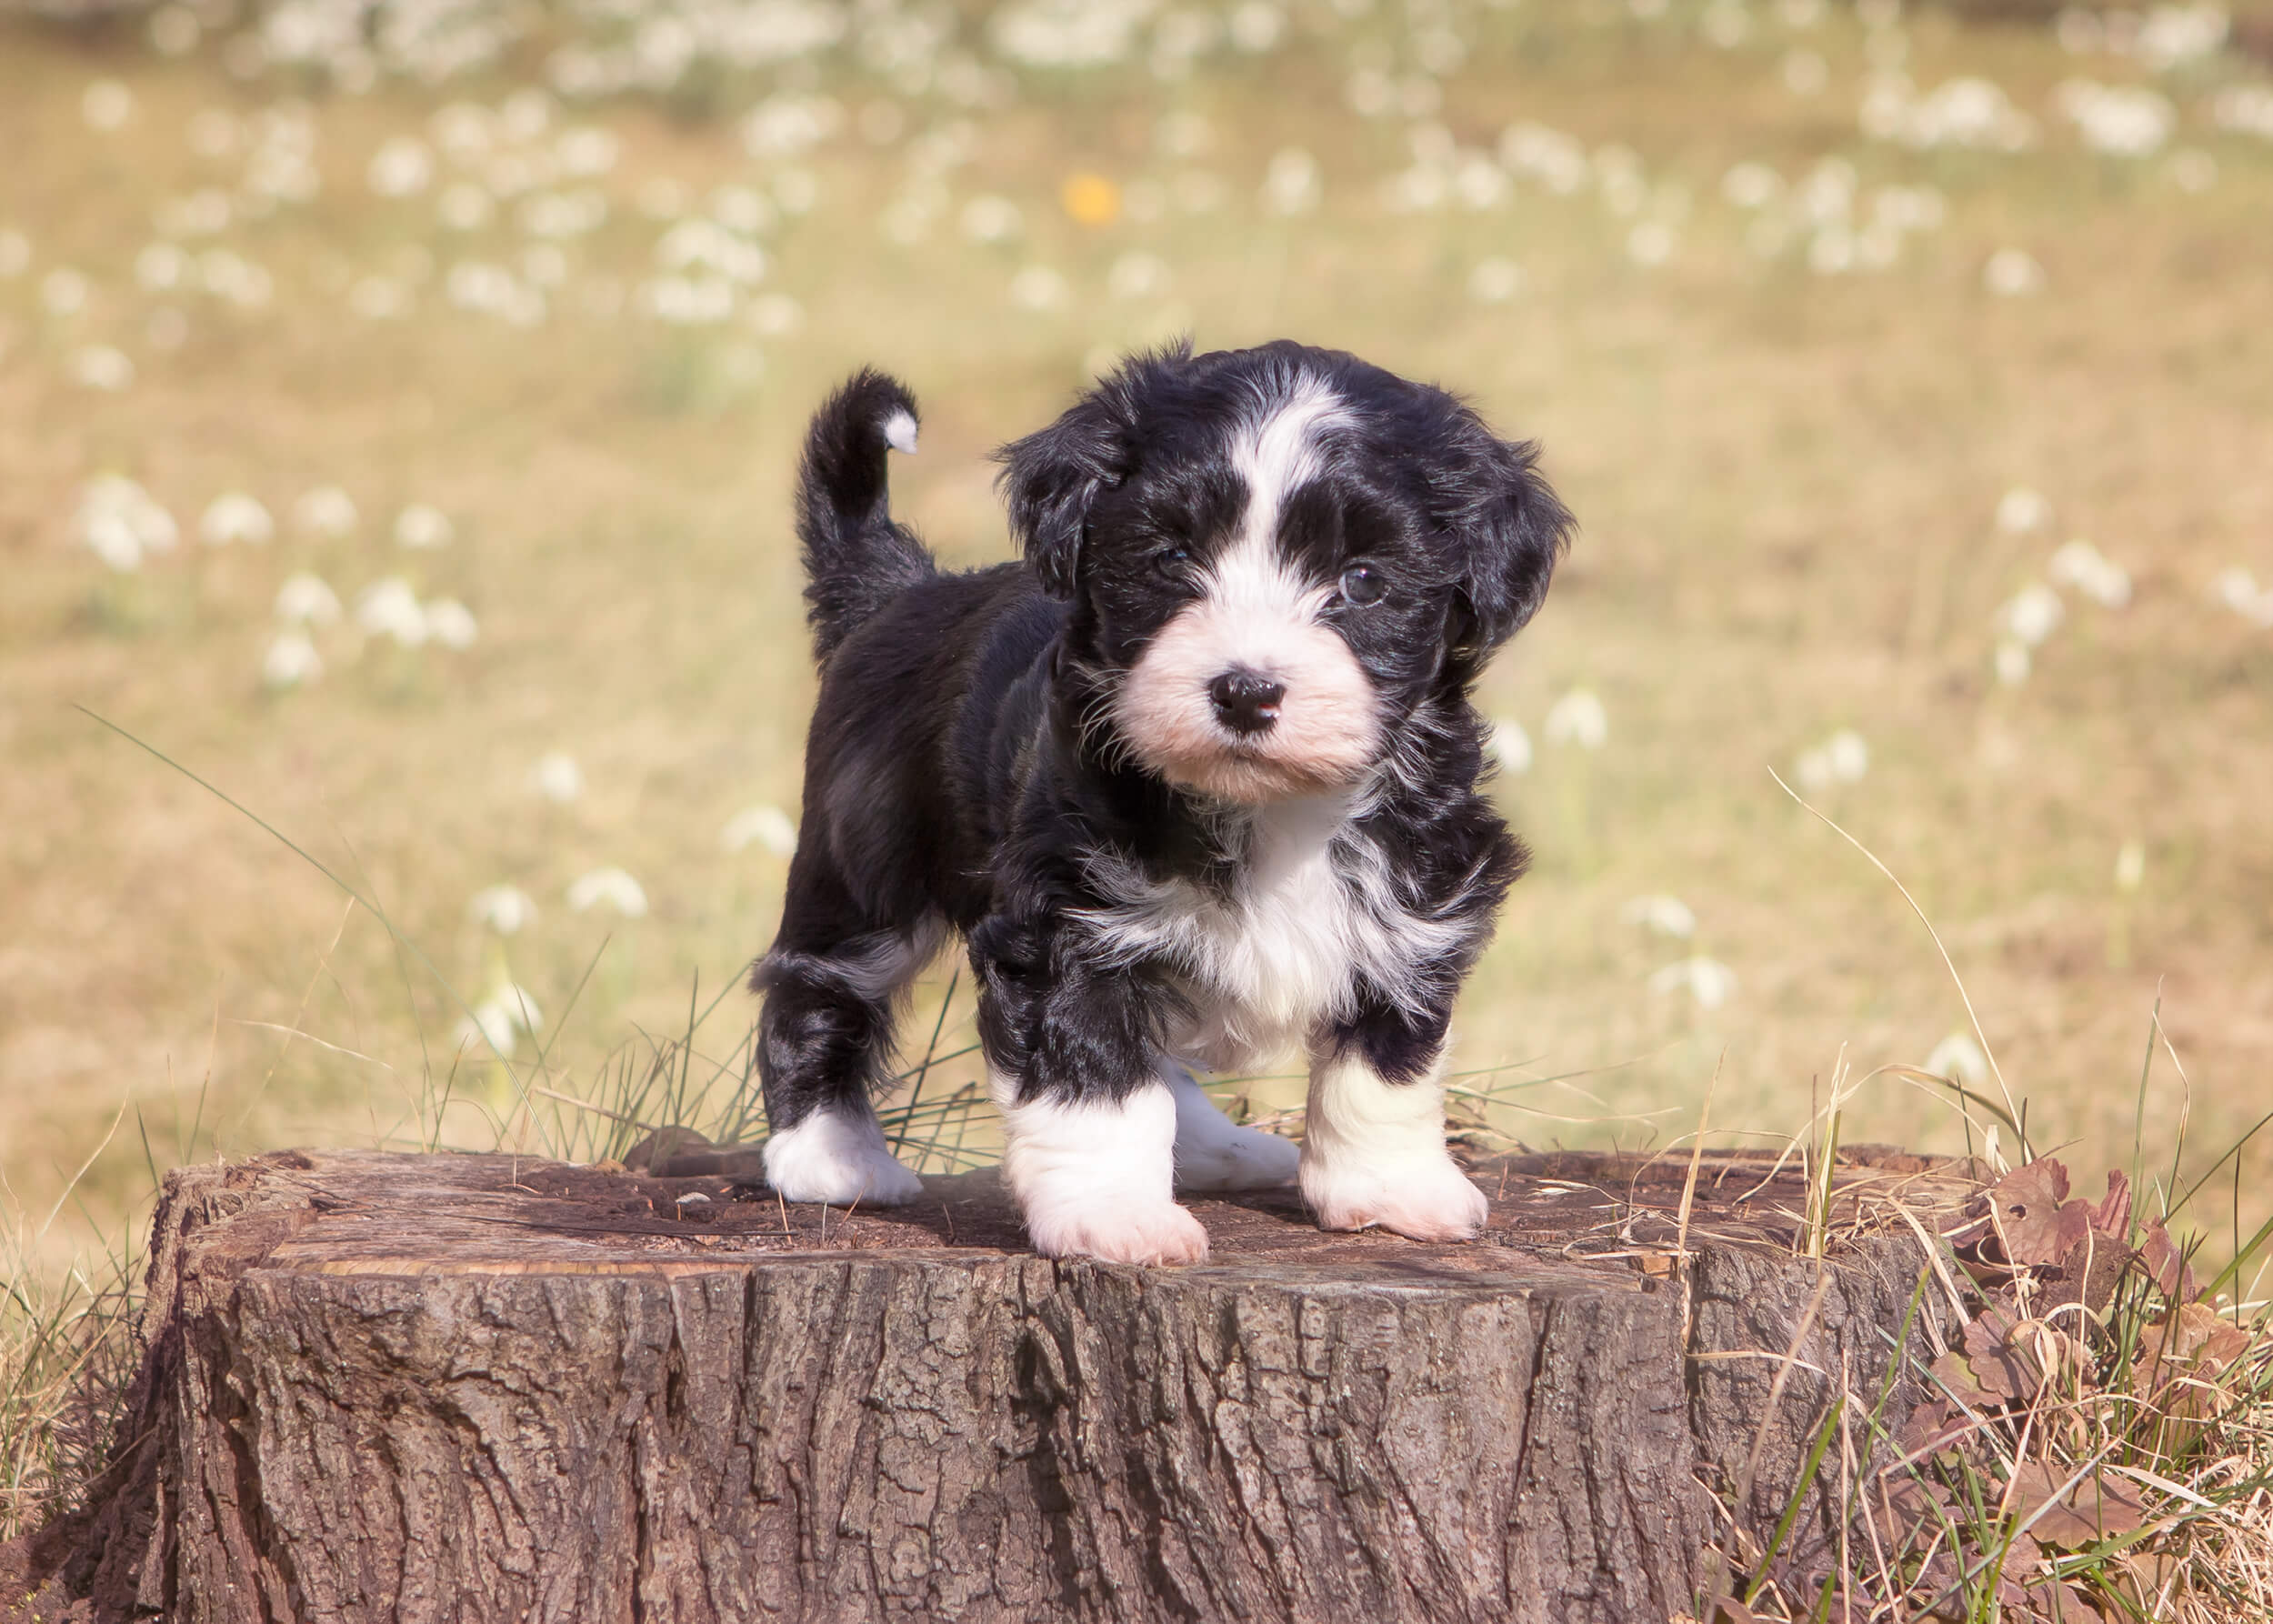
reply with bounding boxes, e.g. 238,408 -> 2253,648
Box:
25,1144 -> 1973,1624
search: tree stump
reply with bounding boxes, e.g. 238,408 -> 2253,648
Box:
28,1144 -> 1975,1624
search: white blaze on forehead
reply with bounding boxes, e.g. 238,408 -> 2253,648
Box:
1231,375 -> 1348,552
1110,374 -> 1379,804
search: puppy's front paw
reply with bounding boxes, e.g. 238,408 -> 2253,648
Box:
1026,1198 -> 1211,1266
762,1110 -> 925,1206
1301,1151 -> 1488,1241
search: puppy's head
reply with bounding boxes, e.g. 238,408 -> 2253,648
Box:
997,340 -> 1573,805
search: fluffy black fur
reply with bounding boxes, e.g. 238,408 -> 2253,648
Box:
752,340 -> 1573,1138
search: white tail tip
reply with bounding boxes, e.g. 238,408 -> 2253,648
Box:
883,410 -> 918,456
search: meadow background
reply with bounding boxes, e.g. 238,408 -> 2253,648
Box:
3,0 -> 2270,1302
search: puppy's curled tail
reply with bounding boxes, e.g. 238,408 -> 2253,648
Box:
796,369 -> 935,664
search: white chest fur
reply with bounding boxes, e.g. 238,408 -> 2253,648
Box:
1075,797 -> 1467,1072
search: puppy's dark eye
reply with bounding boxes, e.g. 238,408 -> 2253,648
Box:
1338,563 -> 1387,606
1154,546 -> 1192,580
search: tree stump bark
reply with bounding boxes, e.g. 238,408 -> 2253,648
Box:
27,1144 -> 1974,1624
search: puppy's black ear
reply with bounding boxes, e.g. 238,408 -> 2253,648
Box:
1441,419 -> 1574,657
996,342 -> 1190,598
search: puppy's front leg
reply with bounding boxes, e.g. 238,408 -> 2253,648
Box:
1300,1024 -> 1487,1242
990,1070 -> 1209,1265
971,916 -> 1207,1265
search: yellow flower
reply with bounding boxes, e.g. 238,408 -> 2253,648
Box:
1061,172 -> 1120,227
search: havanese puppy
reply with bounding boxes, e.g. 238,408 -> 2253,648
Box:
751,340 -> 1572,1265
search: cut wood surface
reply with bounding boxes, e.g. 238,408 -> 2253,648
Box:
16,1143 -> 1978,1624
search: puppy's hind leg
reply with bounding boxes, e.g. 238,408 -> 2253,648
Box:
1165,1062 -> 1301,1192
752,913 -> 940,1208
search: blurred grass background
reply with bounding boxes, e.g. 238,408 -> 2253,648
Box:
2,0 -> 2269,1285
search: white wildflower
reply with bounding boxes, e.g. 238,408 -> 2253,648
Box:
2210,567 -> 2273,627
1487,718 -> 1532,774
1622,895 -> 1697,938
1228,2 -> 1284,51
1995,486 -> 2051,534
567,867 -> 648,917
740,95 -> 843,160
1984,247 -> 2045,297
1543,688 -> 1608,750
74,476 -> 177,571
395,504 -> 454,548
960,195 -> 1024,242
723,804 -> 800,856
2048,539 -> 2131,608
424,598 -> 478,649
1999,583 -> 2066,647
368,137 -> 434,197
532,751 -> 585,803
989,0 -> 1156,69
1721,162 -> 1781,209
1995,638 -> 2032,685
135,242 -> 189,292
1626,221 -> 1677,267
2114,838 -> 2147,891
2210,85 -> 2273,141
2133,4 -> 2227,70
556,125 -> 621,177
1650,956 -> 1737,1010
82,80 -> 134,132
68,346 -> 135,391
1924,1032 -> 1988,1088
458,984 -> 544,1058
294,485 -> 358,537
709,185 -> 772,236
467,885 -> 537,935
261,631 -> 323,689
200,493 -> 275,546
355,576 -> 427,646
2058,80 -> 2176,156
274,573 -> 341,625
1261,147 -> 1321,215
1009,265 -> 1068,311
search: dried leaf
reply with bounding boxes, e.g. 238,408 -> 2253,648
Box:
1985,1158 -> 2092,1268
2087,1169 -> 2130,1241
1961,1308 -> 2043,1402
1871,1468 -> 1953,1551
1707,1595 -> 1760,1624
2036,1579 -> 2105,1622
1897,1398 -> 1972,1460
1931,1349 -> 1993,1414
2137,1218 -> 2197,1303
2006,1459 -> 2146,1549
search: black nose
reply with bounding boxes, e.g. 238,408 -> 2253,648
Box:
1208,668 -> 1286,736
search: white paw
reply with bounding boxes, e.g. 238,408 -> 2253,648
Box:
1167,1069 -> 1300,1191
1026,1198 -> 1211,1266
1300,1150 -> 1488,1241
1176,1121 -> 1302,1191
762,1108 -> 924,1206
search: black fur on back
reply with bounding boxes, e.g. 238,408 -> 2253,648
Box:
796,368 -> 936,664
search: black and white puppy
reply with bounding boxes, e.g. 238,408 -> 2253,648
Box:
752,340 -> 1572,1265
